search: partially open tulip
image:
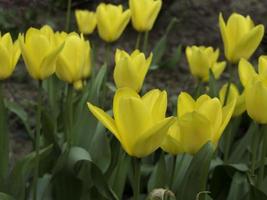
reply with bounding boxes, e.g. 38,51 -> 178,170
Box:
96,3 -> 131,42
0,33 -> 20,80
88,87 -> 175,157
56,33 -> 91,90
114,49 -> 152,92
186,46 -> 226,81
19,25 -> 64,80
75,10 -> 97,35
219,83 -> 246,117
219,13 -> 264,63
161,92 -> 236,154
129,0 -> 162,32
238,56 -> 267,123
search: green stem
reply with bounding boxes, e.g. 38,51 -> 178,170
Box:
132,157 -> 140,200
143,31 -> 149,54
223,63 -> 234,106
105,43 -> 111,66
66,84 -> 74,148
33,81 -> 42,200
65,0 -> 72,32
135,32 -> 142,50
193,78 -> 202,98
0,82 -> 8,189
258,124 -> 267,186
251,122 -> 259,179
224,121 -> 232,163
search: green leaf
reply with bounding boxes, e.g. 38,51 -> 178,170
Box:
89,122 -> 111,173
0,193 -> 15,200
208,69 -> 218,98
148,153 -> 167,192
8,145 -> 53,200
245,185 -> 267,200
161,45 -> 182,69
4,100 -> 32,136
227,172 -> 250,200
179,142 -> 214,200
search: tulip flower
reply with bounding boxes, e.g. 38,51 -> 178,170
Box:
219,13 -> 264,63
88,87 -> 175,157
75,10 -> 97,35
19,25 -> 64,80
219,83 -> 246,117
161,92 -> 236,154
56,33 -> 91,90
96,3 -> 131,42
114,49 -> 152,92
238,56 -> 267,123
0,33 -> 21,80
186,46 -> 226,81
129,0 -> 162,32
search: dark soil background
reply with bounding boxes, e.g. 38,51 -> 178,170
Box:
2,0 -> 267,162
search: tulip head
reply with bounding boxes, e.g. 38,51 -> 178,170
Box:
114,49 -> 152,92
186,46 -> 226,82
129,0 -> 162,32
75,10 -> 97,35
19,25 -> 64,80
219,83 -> 246,117
219,13 -> 264,63
238,56 -> 267,123
0,33 -> 21,80
88,87 -> 175,157
56,33 -> 91,90
161,92 -> 236,154
96,3 -> 131,42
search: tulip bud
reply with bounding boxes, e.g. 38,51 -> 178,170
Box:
88,87 -> 175,157
0,33 -> 20,80
19,25 -> 64,80
186,46 -> 226,81
114,49 -> 152,92
238,56 -> 267,124
129,0 -> 162,32
161,92 -> 236,154
56,33 -> 91,89
219,13 -> 264,63
75,10 -> 97,35
96,3 -> 131,42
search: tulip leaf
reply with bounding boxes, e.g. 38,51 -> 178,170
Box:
161,45 -> 182,69
245,185 -> 267,200
226,172 -> 250,200
0,193 -> 15,200
148,153 -> 167,192
4,99 -> 32,137
208,69 -> 218,98
8,144 -> 53,200
89,122 -> 111,173
179,142 -> 213,200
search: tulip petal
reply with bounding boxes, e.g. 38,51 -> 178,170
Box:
234,91 -> 246,116
115,96 -> 152,155
233,25 -> 264,62
133,116 -> 175,157
179,112 -> 212,154
219,13 -> 230,60
246,79 -> 267,124
259,56 -> 267,77
238,58 -> 257,86
177,92 -> 195,118
161,120 -> 184,155
0,44 -> 12,79
87,102 -> 121,142
211,61 -> 226,80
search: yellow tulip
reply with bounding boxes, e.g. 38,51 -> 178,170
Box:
161,92 -> 236,154
129,0 -> 162,32
219,13 -> 264,63
238,56 -> 267,123
186,46 -> 226,81
19,25 -> 64,80
56,33 -> 91,90
0,33 -> 21,80
88,87 -> 175,157
219,83 -> 246,117
96,3 -> 131,42
75,10 -> 97,34
114,49 -> 152,92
